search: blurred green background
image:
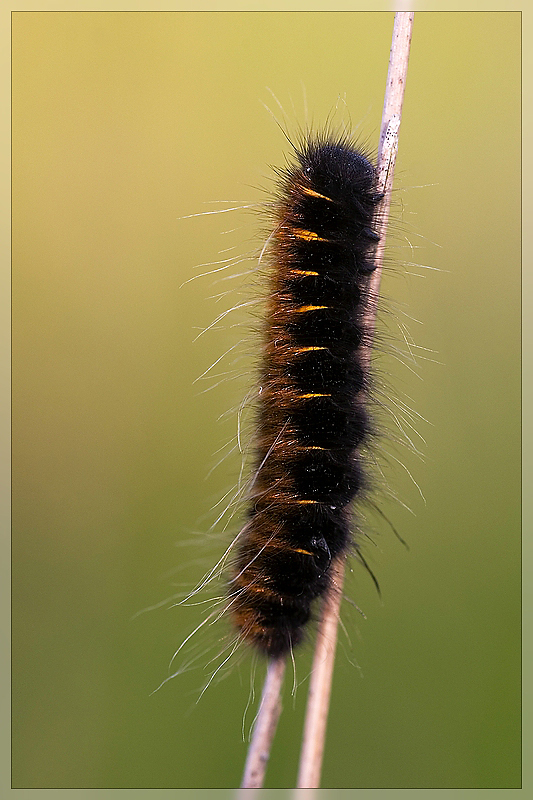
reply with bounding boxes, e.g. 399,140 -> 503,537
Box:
12,11 -> 520,790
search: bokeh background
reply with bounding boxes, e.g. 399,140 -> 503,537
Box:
12,10 -> 520,790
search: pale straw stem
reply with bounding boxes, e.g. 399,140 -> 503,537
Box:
240,11 -> 414,790
296,11 -> 414,789
239,656 -> 286,790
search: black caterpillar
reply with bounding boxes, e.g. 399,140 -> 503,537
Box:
228,135 -> 382,657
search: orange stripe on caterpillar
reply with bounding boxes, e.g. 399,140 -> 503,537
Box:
291,305 -> 329,313
296,393 -> 332,398
298,186 -> 333,202
292,346 -> 328,353
289,228 -> 328,242
234,582 -> 281,599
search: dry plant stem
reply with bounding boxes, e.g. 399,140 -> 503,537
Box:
296,557 -> 345,789
239,11 -> 414,791
296,11 -> 414,790
240,656 -> 286,789
366,10 -> 415,340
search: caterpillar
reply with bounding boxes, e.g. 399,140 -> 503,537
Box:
228,134 -> 382,658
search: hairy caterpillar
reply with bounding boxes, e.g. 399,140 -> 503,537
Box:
228,134 -> 382,657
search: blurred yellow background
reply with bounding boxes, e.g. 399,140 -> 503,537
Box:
12,11 -> 520,789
